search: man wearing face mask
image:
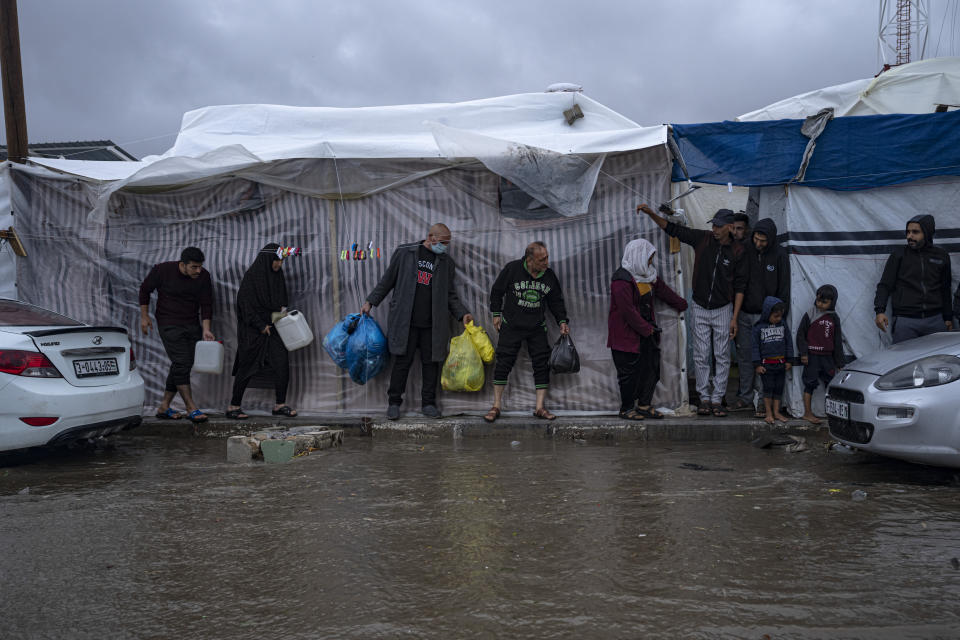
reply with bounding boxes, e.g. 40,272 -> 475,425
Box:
363,223 -> 473,420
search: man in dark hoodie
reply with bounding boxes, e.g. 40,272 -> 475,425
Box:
731,218 -> 791,414
874,215 -> 952,344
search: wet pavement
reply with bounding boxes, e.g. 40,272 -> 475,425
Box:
2,435 -> 960,639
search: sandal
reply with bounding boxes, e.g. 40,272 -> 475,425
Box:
155,407 -> 183,420
225,408 -> 249,420
754,409 -> 767,419
636,406 -> 664,419
712,406 -> 728,418
533,408 -> 557,421
272,405 -> 298,417
188,409 -> 208,424
484,407 -> 501,423
697,403 -> 712,416
729,399 -> 753,412
618,409 -> 645,421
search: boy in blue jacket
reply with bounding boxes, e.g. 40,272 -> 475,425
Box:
752,296 -> 793,424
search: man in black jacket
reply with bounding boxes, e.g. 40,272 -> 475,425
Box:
731,218 -> 790,414
484,241 -> 569,423
363,223 -> 473,420
640,205 -> 747,417
874,215 -> 952,344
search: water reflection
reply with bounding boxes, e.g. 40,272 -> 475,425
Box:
1,436 -> 959,638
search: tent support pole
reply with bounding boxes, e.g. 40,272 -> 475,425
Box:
327,198 -> 343,411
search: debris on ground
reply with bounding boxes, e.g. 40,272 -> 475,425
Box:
751,434 -> 807,452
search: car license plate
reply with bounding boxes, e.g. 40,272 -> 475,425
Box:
825,397 -> 849,420
73,358 -> 119,378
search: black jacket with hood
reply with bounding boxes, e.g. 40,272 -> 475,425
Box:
742,218 -> 791,316
874,215 -> 952,320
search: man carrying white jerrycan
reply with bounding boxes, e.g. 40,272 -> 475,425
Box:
139,246 -> 216,424
362,223 -> 473,420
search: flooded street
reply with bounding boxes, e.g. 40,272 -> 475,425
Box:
2,435 -> 960,639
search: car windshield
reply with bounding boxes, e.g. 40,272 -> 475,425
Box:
0,299 -> 83,327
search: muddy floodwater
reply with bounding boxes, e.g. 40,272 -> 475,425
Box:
2,435 -> 960,639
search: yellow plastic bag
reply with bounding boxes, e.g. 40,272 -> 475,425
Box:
464,321 -> 495,364
441,331 -> 485,392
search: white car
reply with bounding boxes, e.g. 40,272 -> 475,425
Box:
0,298 -> 144,452
826,332 -> 960,468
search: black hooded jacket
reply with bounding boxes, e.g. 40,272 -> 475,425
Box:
874,215 -> 952,320
742,218 -> 791,316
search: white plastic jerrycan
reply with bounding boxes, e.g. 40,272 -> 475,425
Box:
192,340 -> 224,374
274,310 -> 314,351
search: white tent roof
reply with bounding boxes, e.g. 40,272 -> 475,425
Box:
149,92 -> 665,161
28,92 -> 666,184
737,56 -> 960,121
25,92 -> 669,220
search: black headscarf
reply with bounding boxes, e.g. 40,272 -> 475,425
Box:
233,243 -> 289,378
237,243 -> 288,328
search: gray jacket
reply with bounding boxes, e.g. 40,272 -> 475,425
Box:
366,242 -> 469,360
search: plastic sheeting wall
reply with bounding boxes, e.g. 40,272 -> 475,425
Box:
11,149 -> 681,416
760,177 -> 960,416
0,164 -> 15,299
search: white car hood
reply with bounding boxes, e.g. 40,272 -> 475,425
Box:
847,332 -> 960,375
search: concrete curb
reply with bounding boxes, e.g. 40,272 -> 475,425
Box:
134,413 -> 829,442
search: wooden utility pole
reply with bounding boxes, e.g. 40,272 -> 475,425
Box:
0,0 -> 27,163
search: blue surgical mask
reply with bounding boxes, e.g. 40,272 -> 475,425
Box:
430,242 -> 447,255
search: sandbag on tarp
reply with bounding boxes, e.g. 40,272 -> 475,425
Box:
345,315 -> 388,385
322,313 -> 360,369
441,331 -> 485,392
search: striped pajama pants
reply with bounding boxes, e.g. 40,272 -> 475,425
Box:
690,302 -> 733,405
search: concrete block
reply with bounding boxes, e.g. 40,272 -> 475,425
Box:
288,434 -> 315,454
227,436 -> 258,463
260,439 -> 295,463
304,430 -> 344,450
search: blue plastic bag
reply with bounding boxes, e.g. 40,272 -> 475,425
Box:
322,313 -> 361,369
345,315 -> 388,385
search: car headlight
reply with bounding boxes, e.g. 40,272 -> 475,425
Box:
875,355 -> 960,390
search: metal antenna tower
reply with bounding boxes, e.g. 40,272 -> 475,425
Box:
878,0 -> 929,68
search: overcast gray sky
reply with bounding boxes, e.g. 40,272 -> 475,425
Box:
7,0 -> 960,159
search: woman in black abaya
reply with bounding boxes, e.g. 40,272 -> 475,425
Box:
227,243 -> 298,419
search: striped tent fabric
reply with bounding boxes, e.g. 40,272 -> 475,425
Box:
11,148 -> 686,416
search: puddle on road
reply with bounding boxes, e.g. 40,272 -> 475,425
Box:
1,436 -> 959,638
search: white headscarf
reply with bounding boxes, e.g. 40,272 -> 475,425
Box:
621,238 -> 658,283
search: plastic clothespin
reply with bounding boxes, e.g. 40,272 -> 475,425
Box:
376,247 -> 381,259
340,249 -> 347,260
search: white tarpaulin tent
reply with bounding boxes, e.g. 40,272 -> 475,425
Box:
8,92 -> 688,417
726,57 -> 960,416
737,56 -> 960,121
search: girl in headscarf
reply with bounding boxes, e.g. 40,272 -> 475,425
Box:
226,243 -> 298,419
607,238 -> 687,420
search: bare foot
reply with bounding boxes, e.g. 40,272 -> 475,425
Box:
802,413 -> 822,425
764,416 -> 775,424
773,413 -> 790,422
